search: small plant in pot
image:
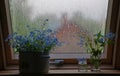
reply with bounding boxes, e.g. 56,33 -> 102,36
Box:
78,31 -> 115,72
5,21 -> 61,74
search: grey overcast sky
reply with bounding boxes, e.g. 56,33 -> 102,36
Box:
28,0 -> 108,21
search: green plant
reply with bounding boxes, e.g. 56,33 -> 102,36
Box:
78,31 -> 115,70
85,31 -> 114,56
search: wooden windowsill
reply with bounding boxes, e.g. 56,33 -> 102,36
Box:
0,64 -> 120,75
5,64 -> 114,70
0,69 -> 120,76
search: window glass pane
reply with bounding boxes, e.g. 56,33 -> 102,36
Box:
9,0 -> 109,56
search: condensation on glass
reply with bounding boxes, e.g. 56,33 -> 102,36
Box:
9,0 -> 109,58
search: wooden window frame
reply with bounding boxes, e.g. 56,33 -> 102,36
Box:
0,0 -> 120,69
0,13 -> 6,70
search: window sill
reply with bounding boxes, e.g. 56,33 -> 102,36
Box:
0,69 -> 120,76
0,64 -> 120,75
5,64 -> 114,70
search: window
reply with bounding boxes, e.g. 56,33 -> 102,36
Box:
8,0 -> 109,59
2,0 -> 117,64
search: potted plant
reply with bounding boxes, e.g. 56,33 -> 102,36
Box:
78,31 -> 115,72
5,21 -> 61,74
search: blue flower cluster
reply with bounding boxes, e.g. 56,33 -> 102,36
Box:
78,31 -> 115,55
5,29 -> 61,52
78,31 -> 115,47
94,32 -> 115,45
